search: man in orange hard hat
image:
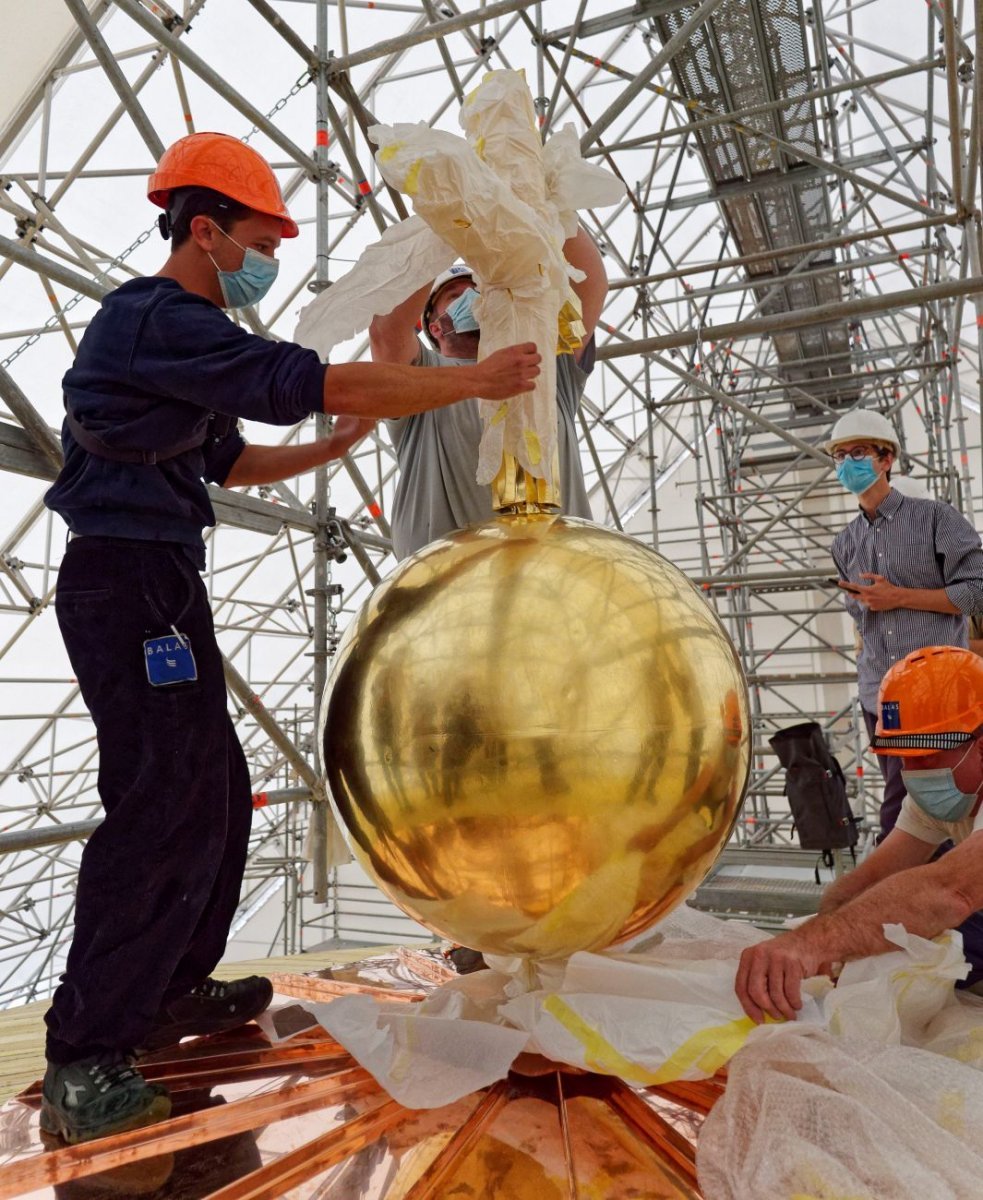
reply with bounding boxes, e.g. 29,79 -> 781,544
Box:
40,132 -> 540,1144
735,645 -> 983,1023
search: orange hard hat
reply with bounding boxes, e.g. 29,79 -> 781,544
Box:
147,132 -> 298,238
872,645 -> 983,757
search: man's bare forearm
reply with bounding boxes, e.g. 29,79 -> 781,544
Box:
818,869 -> 871,915
368,282 -> 433,364
818,830 -> 934,915
224,438 -> 356,487
803,865 -> 975,963
323,347 -> 538,417
324,362 -> 467,417
900,586 -> 962,614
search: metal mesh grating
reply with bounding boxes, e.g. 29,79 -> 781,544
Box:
655,0 -> 859,410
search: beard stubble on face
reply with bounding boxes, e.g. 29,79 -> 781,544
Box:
436,327 -> 481,361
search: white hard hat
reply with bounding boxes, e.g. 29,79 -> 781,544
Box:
824,409 -> 899,455
891,474 -> 931,500
422,265 -> 475,346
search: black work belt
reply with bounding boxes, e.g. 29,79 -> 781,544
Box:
64,409 -> 233,465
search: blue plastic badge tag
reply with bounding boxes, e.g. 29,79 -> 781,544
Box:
144,632 -> 197,687
880,700 -> 901,730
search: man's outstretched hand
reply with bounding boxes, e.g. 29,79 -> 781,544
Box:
327,415 -> 376,457
735,928 -> 831,1023
470,343 -> 541,400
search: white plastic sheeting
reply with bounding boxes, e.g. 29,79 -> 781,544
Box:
294,69 -> 623,491
258,906 -> 983,1193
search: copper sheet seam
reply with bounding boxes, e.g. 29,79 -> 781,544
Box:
14,1035 -> 354,1102
647,1077 -> 725,1116
204,1098 -> 411,1200
555,1070 -> 581,1200
268,971 -> 427,1003
400,1080 -> 511,1200
606,1083 -> 702,1195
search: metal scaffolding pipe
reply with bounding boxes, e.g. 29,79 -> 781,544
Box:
222,657 -> 322,794
581,0 -> 730,151
242,0 -> 316,67
0,234 -> 110,300
606,214 -> 954,289
113,0 -> 319,176
62,0 -> 166,161
596,276 -> 983,356
942,0 -> 966,218
323,0 -> 532,73
0,788 -> 312,856
592,57 -> 944,152
0,366 -> 64,472
657,142 -> 928,211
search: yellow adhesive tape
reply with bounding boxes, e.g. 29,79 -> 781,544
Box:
524,429 -> 542,465
404,159 -> 422,196
541,995 -> 769,1085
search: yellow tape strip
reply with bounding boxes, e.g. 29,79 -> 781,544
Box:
542,995 -> 768,1084
404,159 -> 422,196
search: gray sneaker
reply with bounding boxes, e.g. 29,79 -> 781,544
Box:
40,1052 -> 171,1145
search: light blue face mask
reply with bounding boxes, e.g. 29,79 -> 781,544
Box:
835,457 -> 880,496
445,287 -> 480,333
903,749 -> 981,823
209,223 -> 279,309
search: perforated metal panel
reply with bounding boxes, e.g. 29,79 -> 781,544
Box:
692,873 -> 823,918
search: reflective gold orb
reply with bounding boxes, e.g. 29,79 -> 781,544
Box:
320,515 -> 749,960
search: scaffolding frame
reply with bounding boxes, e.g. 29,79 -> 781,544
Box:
0,0 -> 979,1002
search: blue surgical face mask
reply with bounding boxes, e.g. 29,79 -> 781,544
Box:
902,748 -> 981,823
445,287 -> 480,334
208,223 -> 279,309
835,457 -> 880,496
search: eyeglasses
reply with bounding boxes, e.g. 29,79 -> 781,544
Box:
830,444 -> 888,464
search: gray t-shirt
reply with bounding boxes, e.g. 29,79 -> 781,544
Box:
386,340 -> 595,560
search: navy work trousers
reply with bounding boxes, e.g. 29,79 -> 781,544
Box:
862,707 -> 907,840
45,537 -> 252,1063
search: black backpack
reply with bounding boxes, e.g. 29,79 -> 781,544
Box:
768,721 -> 859,877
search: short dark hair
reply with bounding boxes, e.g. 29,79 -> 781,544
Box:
165,187 -> 252,248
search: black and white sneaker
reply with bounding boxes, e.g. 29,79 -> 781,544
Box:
40,1052 -> 171,1145
140,975 -> 274,1052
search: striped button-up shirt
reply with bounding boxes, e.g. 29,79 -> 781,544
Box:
831,488 -> 983,711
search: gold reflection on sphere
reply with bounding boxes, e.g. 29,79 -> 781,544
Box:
320,515 -> 749,960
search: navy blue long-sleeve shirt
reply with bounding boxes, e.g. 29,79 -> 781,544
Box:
45,277 -> 326,566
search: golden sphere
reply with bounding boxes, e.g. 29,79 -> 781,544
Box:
320,515 -> 749,960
